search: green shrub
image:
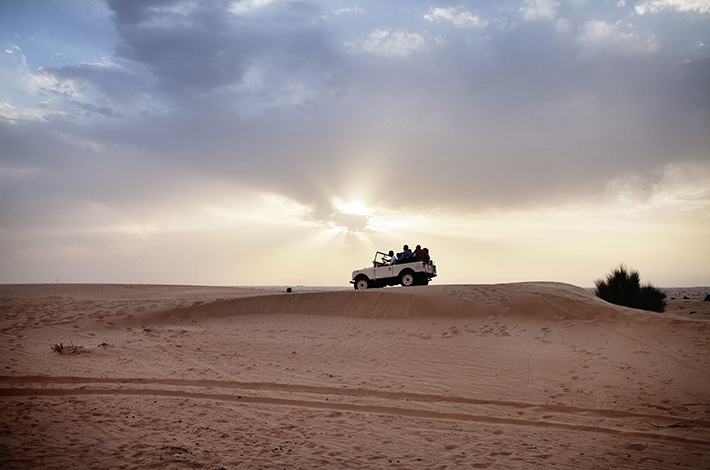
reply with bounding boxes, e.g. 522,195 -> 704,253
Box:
594,264 -> 666,312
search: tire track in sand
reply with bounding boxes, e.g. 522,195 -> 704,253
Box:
1,375 -> 709,447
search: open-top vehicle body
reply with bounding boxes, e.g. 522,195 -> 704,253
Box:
351,251 -> 437,290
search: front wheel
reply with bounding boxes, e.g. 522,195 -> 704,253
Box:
399,271 -> 415,287
354,277 -> 370,290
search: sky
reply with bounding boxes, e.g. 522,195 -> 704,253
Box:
1,0 -> 709,288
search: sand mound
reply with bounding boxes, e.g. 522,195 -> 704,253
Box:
1,282 -> 709,468
156,282 -> 636,323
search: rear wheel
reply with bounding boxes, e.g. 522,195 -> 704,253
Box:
354,277 -> 370,290
399,271 -> 415,287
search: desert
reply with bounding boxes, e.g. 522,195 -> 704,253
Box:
1,282 -> 709,469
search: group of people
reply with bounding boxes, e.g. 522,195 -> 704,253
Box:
388,244 -> 430,265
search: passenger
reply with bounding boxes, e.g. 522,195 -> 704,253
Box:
398,245 -> 412,263
423,247 -> 431,263
413,245 -> 427,261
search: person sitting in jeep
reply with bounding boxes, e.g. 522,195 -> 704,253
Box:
413,245 -> 427,262
395,245 -> 412,264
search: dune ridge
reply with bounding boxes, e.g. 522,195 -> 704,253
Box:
159,282 -> 646,323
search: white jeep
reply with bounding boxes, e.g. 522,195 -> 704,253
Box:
351,251 -> 437,290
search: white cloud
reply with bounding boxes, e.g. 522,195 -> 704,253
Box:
229,0 -> 278,15
31,67 -> 89,98
578,20 -> 659,53
605,162 -> 710,213
424,7 -> 488,28
520,0 -> 559,21
0,102 -> 45,122
334,6 -> 363,15
634,0 -> 710,14
1,45 -> 27,70
27,58 -> 119,102
345,29 -> 426,57
555,18 -> 573,34
0,47 -> 48,120
75,58 -> 120,69
0,52 -> 147,123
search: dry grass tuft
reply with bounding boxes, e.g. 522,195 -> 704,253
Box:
52,343 -> 85,355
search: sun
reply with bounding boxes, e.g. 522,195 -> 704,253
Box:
332,198 -> 371,216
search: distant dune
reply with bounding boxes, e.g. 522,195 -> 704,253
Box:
1,283 -> 709,469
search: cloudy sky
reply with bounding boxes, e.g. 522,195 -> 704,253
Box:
1,0 -> 708,287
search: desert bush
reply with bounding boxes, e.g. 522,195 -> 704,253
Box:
52,343 -> 84,355
594,264 -> 666,312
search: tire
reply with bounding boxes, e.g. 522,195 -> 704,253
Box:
399,271 -> 415,287
354,277 -> 370,290
418,275 -> 429,286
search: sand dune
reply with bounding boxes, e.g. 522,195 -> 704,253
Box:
1,283 -> 709,469
155,282 -> 639,322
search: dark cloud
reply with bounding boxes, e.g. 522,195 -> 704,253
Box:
106,0 -> 341,100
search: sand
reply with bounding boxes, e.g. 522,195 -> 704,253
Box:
1,282 -> 709,469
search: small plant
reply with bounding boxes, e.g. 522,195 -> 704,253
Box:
52,343 -> 84,355
594,264 -> 666,312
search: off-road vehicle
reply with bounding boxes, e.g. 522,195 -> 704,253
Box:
351,251 -> 437,290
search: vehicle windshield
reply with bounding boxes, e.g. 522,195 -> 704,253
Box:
373,251 -> 390,266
